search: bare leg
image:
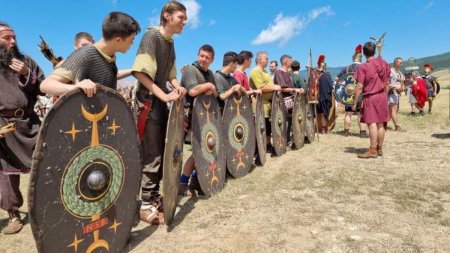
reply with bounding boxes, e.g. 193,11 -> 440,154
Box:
368,123 -> 378,148
376,123 -> 385,147
390,104 -> 399,127
182,155 -> 195,177
344,112 -> 352,130
357,113 -> 364,131
428,99 -> 433,113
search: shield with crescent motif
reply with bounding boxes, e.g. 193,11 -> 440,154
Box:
254,94 -> 266,166
191,94 -> 226,196
162,99 -> 185,225
334,72 -> 362,106
271,92 -> 287,156
28,86 -> 141,253
291,94 -> 306,149
222,93 -> 255,178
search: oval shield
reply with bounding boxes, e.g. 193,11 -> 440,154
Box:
334,72 -> 361,106
254,95 -> 266,166
28,86 -> 141,253
191,94 -> 226,196
163,99 -> 185,225
305,103 -> 315,143
222,93 -> 255,178
271,92 -> 287,156
292,94 -> 306,149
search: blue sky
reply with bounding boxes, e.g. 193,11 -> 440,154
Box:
1,0 -> 449,79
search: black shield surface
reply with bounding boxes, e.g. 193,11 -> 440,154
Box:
222,94 -> 255,178
292,94 -> 306,149
29,86 -> 141,253
254,95 -> 266,166
163,99 -> 185,225
271,93 -> 287,156
191,95 -> 226,196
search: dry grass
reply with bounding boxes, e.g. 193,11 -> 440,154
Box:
1,71 -> 449,252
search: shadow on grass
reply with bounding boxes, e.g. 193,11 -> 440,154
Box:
167,196 -> 199,232
431,133 -> 450,139
344,147 -> 367,154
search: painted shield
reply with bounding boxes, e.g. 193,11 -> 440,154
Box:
222,93 -> 255,178
307,68 -> 323,102
28,86 -> 141,253
334,72 -> 361,106
305,103 -> 315,143
271,92 -> 287,156
162,99 -> 185,225
191,94 -> 226,196
291,94 -> 306,149
254,94 -> 267,166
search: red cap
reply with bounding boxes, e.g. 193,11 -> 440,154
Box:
355,45 -> 362,54
424,64 -> 433,70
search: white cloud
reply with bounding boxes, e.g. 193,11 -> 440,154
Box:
148,9 -> 160,27
180,0 -> 202,29
424,1 -> 434,10
251,6 -> 335,47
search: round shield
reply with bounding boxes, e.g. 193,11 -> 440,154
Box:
28,86 -> 141,253
334,72 -> 361,106
191,94 -> 226,196
305,103 -> 315,143
222,93 -> 255,178
162,99 -> 185,225
271,92 -> 287,156
291,94 -> 306,149
254,94 -> 266,166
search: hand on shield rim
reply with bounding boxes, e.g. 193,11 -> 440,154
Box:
273,85 -> 281,92
75,79 -> 97,98
176,86 -> 187,98
164,90 -> 180,102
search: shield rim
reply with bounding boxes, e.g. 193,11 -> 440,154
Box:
292,94 -> 306,149
162,99 -> 185,226
222,93 -> 255,178
271,92 -> 287,156
254,94 -> 266,166
28,86 -> 140,252
191,94 -> 226,197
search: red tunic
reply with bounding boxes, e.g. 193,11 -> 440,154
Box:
233,70 -> 251,91
354,57 -> 390,124
412,77 -> 428,108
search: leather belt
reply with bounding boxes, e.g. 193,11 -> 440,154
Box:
0,108 -> 34,117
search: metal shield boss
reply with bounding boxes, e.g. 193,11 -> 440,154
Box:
163,99 -> 185,225
254,94 -> 267,166
29,86 -> 141,253
191,94 -> 226,196
292,94 -> 306,149
271,92 -> 287,156
222,93 -> 255,178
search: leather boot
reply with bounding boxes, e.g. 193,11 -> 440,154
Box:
357,147 -> 378,159
3,210 -> 23,235
377,146 -> 383,156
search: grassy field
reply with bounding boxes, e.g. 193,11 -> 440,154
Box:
1,70 -> 449,253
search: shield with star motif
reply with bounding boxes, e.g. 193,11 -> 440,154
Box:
254,94 -> 266,166
191,94 -> 226,196
292,94 -> 306,149
162,99 -> 185,225
28,86 -> 141,253
222,93 -> 255,178
271,92 -> 287,156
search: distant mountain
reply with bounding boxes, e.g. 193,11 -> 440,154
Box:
300,52 -> 450,78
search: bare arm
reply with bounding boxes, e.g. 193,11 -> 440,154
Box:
117,69 -> 132,80
40,75 -> 98,97
188,82 -> 217,97
352,82 -> 363,111
133,72 -> 179,102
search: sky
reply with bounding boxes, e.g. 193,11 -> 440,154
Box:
1,0 -> 449,79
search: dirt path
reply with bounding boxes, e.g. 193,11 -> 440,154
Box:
1,80 -> 449,253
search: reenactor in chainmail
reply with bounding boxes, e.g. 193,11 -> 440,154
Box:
178,44 -> 217,197
40,12 -> 140,97
131,1 -> 187,225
